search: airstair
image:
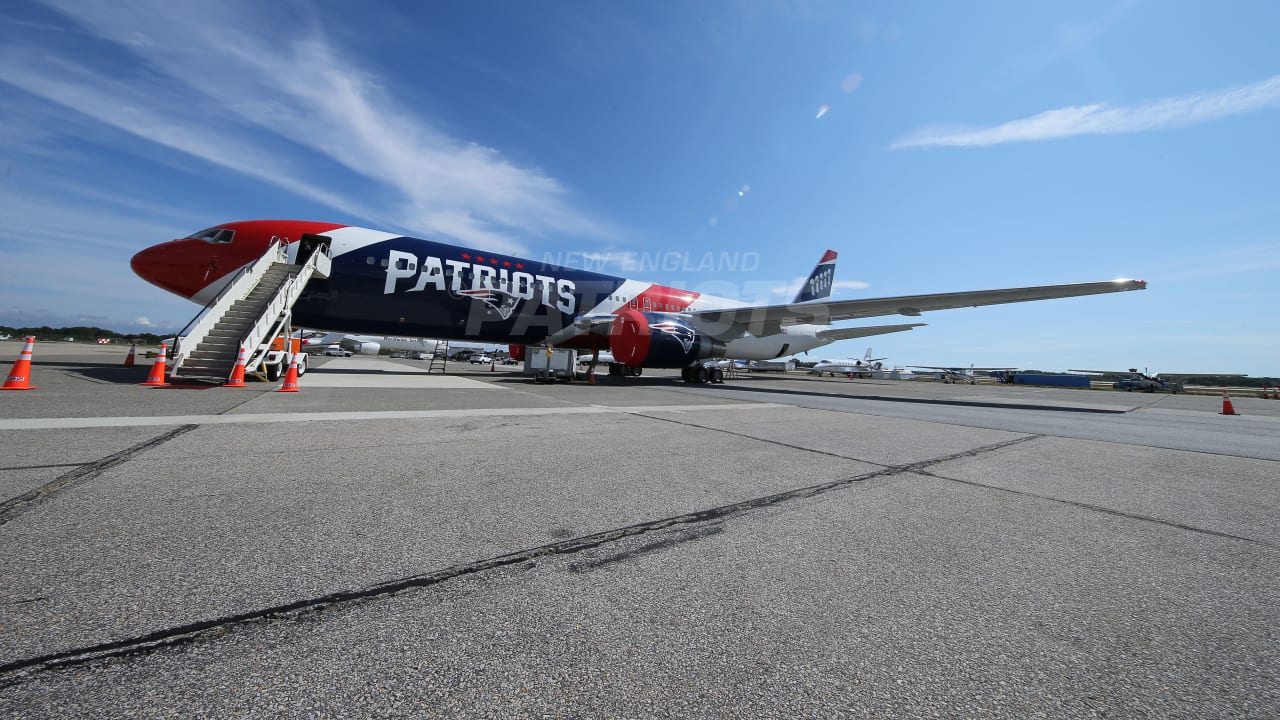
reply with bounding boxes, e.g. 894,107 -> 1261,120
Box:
168,235 -> 332,384
427,341 -> 449,374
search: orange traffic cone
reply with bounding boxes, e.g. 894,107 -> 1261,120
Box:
141,343 -> 169,386
224,347 -> 248,387
123,342 -> 136,367
1220,389 -> 1237,416
277,353 -> 300,392
1,336 -> 38,391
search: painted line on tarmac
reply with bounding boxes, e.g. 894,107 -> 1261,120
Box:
0,403 -> 787,431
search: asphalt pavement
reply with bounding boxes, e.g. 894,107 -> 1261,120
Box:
1,342 -> 1277,718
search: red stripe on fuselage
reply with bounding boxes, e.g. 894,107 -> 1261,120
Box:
621,285 -> 700,314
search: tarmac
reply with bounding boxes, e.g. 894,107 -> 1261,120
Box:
1,341 -> 1278,718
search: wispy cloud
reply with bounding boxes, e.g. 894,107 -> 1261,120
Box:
892,74 -> 1280,149
5,1 -> 610,255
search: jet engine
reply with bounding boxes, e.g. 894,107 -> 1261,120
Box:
608,310 -> 724,368
341,340 -> 381,355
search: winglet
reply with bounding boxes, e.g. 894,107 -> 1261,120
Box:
792,250 -> 838,303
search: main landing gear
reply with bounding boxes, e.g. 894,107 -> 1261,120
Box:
681,364 -> 725,384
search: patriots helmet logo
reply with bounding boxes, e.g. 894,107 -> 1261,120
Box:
457,286 -> 521,320
649,320 -> 696,353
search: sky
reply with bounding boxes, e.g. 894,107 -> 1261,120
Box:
1,0 -> 1277,376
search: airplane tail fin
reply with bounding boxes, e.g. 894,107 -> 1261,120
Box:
792,250 -> 838,304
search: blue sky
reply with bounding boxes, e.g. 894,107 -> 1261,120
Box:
1,0 -> 1277,376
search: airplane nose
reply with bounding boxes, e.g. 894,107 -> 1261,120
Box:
131,243 -> 173,292
131,241 -> 205,299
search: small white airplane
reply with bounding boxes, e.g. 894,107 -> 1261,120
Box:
0,333 -> 11,341
910,364 -> 1017,384
809,348 -> 889,377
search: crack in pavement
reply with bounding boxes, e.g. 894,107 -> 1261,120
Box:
0,389 -> 266,526
0,425 -> 198,527
0,434 -> 1041,683
918,469 -> 1280,549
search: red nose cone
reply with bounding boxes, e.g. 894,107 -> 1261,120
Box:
130,240 -> 217,299
132,243 -> 182,297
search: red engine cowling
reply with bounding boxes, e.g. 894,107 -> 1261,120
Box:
508,344 -> 526,362
608,310 -> 724,368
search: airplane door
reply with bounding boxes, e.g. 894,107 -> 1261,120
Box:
296,233 -> 331,264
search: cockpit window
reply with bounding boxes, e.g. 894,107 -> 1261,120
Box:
186,227 -> 235,244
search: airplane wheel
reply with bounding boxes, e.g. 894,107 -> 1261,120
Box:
630,367 -> 642,377
697,366 -> 710,384
711,368 -> 725,384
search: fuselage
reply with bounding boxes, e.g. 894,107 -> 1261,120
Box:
131,220 -> 832,362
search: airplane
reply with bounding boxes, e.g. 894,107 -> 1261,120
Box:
1067,368 -> 1247,393
296,330 -> 447,356
0,334 -> 11,341
809,348 -> 888,377
130,219 -> 1147,384
910,364 -> 1018,384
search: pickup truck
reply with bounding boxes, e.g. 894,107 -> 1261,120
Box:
323,347 -> 353,357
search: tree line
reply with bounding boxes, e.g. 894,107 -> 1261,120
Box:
0,325 -> 173,346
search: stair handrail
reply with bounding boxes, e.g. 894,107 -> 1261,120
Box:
240,241 -> 331,373
170,238 -> 288,375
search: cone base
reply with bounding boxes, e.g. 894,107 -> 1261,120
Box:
0,385 -> 37,391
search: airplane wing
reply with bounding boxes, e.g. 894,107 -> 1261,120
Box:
1068,368 -> 1247,378
544,278 -> 1145,347
911,365 -> 1016,371
1150,372 -> 1249,378
693,279 -> 1147,337
816,323 -> 925,341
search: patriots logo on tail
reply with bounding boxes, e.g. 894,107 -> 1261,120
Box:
458,287 -> 521,320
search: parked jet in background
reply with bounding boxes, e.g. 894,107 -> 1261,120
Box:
910,364 -> 1018,384
809,348 -> 889,377
298,330 -> 445,356
131,220 -> 1147,384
